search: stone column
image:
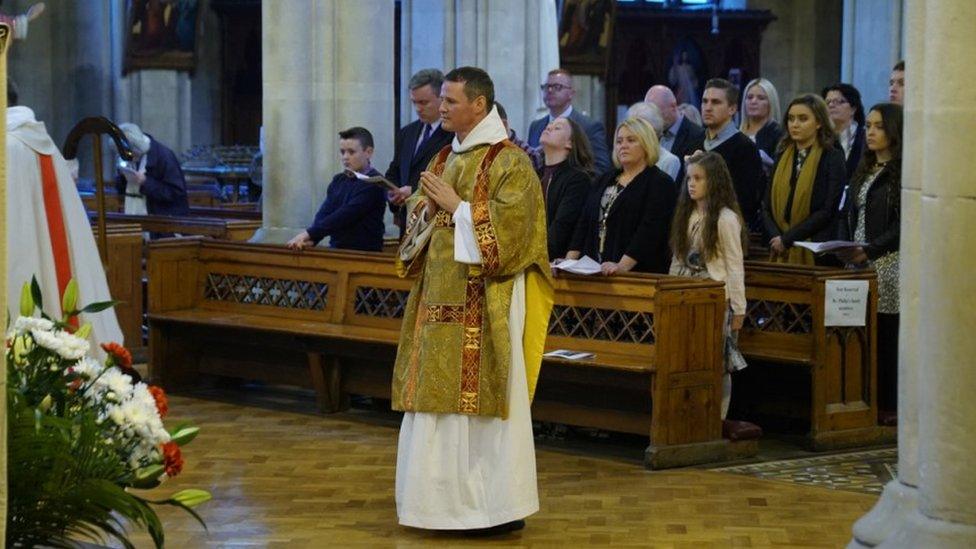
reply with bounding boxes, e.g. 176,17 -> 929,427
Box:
851,0 -> 976,546
840,0 -> 904,106
848,0 -> 923,544
400,0 -> 558,140
257,0 -> 395,243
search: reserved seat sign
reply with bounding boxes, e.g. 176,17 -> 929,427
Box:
824,279 -> 870,327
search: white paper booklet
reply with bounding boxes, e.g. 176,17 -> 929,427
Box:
543,349 -> 595,360
552,255 -> 602,275
794,240 -> 868,254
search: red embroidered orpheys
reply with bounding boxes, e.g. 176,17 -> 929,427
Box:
459,275 -> 485,413
38,154 -> 76,326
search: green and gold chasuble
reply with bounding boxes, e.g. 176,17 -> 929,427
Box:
392,141 -> 553,418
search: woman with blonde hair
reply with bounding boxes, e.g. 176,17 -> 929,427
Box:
564,117 -> 676,274
761,93 -> 845,265
739,77 -> 783,166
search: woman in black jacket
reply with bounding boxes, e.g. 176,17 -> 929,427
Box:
762,94 -> 846,265
822,83 -> 866,182
538,116 -> 594,260
836,103 -> 902,420
564,117 -> 676,274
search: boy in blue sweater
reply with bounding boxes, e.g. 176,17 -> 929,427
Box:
286,127 -> 387,252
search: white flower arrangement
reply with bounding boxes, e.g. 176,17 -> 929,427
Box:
7,277 -> 210,548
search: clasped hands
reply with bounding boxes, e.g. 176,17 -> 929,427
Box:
419,171 -> 461,216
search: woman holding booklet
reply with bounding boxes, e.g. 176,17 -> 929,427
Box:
564,117 -> 676,275
835,103 -> 902,422
761,94 -> 846,265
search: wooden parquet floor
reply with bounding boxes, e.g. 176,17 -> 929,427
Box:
121,396 -> 877,548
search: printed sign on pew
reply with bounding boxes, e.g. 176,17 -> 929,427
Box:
824,280 -> 869,326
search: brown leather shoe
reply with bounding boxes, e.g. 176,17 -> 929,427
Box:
878,411 -> 898,426
722,419 -> 763,441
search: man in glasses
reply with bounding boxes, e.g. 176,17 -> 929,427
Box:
527,68 -> 610,173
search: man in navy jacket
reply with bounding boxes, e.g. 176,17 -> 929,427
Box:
286,127 -> 387,252
115,123 -> 190,216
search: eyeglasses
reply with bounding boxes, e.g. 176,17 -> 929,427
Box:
826,98 -> 849,106
540,83 -> 572,92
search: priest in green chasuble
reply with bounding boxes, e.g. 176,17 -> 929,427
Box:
392,66 -> 554,533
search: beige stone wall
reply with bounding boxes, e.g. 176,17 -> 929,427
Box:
748,0 -> 843,113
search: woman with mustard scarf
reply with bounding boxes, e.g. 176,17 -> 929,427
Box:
761,94 -> 846,265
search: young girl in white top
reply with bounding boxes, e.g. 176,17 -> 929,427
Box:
669,151 -> 748,419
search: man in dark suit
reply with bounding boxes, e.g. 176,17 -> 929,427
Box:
645,85 -> 705,162
387,69 -> 454,230
526,68 -> 610,173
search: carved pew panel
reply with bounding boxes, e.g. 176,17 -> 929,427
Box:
740,261 -> 886,450
93,224 -> 145,359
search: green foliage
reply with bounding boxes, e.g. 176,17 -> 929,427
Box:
6,390 -> 165,548
6,276 -> 210,547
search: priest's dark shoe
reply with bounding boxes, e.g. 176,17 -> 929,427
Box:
463,519 -> 525,536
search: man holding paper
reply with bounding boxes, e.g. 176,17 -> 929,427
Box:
115,123 -> 189,216
286,127 -> 386,252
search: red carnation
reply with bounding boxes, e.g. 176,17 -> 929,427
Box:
101,342 -> 133,368
162,441 -> 184,477
148,385 -> 169,418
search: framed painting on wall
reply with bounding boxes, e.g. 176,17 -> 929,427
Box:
558,0 -> 616,76
123,0 -> 201,74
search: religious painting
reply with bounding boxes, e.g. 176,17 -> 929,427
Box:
558,0 -> 616,76
666,38 -> 705,110
123,0 -> 201,74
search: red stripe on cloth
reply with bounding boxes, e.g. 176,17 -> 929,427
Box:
38,153 -> 77,326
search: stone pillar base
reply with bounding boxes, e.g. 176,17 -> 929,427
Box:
879,509 -> 976,549
848,479 -> 918,548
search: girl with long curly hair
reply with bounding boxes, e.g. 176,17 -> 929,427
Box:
669,151 -> 749,418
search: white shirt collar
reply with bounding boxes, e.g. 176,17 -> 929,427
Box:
550,105 -> 573,121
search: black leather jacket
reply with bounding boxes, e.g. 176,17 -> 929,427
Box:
837,166 -> 900,260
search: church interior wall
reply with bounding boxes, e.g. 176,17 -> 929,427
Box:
7,0 -> 221,180
748,0 -> 843,115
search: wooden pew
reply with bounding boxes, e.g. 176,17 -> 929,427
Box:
739,261 -> 888,450
147,239 -> 737,469
94,212 -> 261,241
81,187 -> 219,212
92,223 -> 146,360
187,205 -> 261,220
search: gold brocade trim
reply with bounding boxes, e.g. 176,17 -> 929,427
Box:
459,275 -> 485,413
433,210 -> 454,228
470,142 -> 510,275
426,304 -> 464,324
